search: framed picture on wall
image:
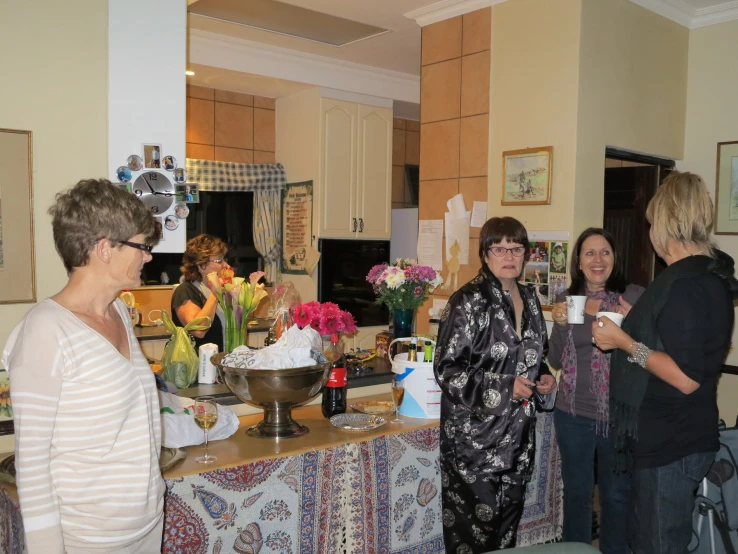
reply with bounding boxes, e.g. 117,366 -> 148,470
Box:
714,141 -> 738,235
0,128 -> 36,304
502,146 -> 553,206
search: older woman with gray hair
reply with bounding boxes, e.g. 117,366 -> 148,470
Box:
592,171 -> 738,554
3,179 -> 164,553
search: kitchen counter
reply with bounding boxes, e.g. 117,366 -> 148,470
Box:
164,392 -> 434,479
173,356 -> 394,407
134,317 -> 275,341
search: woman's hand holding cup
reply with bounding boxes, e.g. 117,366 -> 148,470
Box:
552,302 -> 568,327
591,315 -> 628,351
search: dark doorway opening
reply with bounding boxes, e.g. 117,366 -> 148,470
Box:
603,148 -> 675,287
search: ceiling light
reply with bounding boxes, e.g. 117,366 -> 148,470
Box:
185,70 -> 195,76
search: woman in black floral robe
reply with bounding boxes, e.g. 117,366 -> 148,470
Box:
434,217 -> 555,553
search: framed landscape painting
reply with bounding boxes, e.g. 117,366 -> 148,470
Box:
715,141 -> 738,235
502,146 -> 553,206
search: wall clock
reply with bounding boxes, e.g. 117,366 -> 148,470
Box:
132,170 -> 175,215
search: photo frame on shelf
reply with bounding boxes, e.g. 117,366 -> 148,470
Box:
0,128 -> 36,304
714,141 -> 738,235
502,146 -> 553,206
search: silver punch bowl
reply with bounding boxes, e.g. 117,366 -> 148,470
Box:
211,352 -> 330,439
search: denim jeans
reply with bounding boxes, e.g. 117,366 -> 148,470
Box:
554,409 -> 630,554
628,451 -> 714,554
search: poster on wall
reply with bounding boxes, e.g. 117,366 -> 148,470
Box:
521,231 -> 570,310
281,181 -> 313,275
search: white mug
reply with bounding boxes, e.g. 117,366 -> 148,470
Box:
566,296 -> 587,324
596,311 -> 624,328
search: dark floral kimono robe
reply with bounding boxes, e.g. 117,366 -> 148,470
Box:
434,265 -> 550,553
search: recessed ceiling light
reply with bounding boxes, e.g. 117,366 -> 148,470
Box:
185,70 -> 195,76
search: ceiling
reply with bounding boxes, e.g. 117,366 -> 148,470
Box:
188,0 -> 436,76
185,0 -> 737,103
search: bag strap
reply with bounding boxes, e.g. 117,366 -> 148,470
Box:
183,315 -> 211,333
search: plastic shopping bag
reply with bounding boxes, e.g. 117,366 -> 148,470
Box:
160,310 -> 210,389
158,391 -> 239,448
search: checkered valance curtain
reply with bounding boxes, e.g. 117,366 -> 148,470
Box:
185,159 -> 287,191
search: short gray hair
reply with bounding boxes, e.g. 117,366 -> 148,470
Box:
49,179 -> 156,273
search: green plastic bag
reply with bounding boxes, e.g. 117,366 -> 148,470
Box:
160,310 -> 211,389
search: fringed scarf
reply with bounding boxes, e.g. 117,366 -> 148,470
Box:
560,289 -> 621,436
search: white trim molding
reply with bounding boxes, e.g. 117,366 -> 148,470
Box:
404,0 -> 509,27
629,0 -> 738,29
189,29 -> 420,103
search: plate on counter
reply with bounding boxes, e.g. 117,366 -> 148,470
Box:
160,447 -> 186,473
330,413 -> 386,432
350,400 -> 395,416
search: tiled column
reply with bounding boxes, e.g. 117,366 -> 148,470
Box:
417,8 -> 491,334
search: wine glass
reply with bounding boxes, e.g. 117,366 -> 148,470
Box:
390,376 -> 405,424
194,396 -> 218,464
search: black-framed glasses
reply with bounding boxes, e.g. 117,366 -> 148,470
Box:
488,246 -> 526,258
119,240 -> 154,254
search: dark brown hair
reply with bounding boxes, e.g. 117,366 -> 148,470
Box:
568,227 -> 626,295
478,217 -> 531,265
49,179 -> 156,273
180,234 -> 227,282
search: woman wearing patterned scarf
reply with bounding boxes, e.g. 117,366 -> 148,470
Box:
549,228 -> 643,553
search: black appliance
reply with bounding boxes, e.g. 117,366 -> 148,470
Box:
318,239 -> 390,328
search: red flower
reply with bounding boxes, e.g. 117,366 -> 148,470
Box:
292,303 -> 314,328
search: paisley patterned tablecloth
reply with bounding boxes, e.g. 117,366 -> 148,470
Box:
163,414 -> 562,554
0,414 -> 561,553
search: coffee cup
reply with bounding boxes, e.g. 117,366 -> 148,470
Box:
596,311 -> 624,327
566,296 -> 587,324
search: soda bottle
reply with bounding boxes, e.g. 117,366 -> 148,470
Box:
322,334 -> 347,418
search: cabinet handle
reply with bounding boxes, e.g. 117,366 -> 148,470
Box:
359,218 -> 364,233
352,218 -> 357,232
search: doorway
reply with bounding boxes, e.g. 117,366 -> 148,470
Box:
603,148 -> 675,287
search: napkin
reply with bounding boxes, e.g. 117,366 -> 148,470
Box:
223,324 -> 323,369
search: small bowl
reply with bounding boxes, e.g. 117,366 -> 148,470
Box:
351,400 -> 395,416
330,413 -> 386,432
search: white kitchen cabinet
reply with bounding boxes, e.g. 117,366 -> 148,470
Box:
319,98 -> 392,239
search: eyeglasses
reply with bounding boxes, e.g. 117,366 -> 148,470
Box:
209,257 -> 228,265
119,240 -> 154,254
488,246 -> 526,258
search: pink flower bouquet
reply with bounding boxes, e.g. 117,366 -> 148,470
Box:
291,301 -> 358,337
366,258 -> 443,311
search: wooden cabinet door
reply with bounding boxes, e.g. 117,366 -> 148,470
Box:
319,98 -> 358,238
356,104 -> 392,239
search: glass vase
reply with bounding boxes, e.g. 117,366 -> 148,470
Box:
224,312 -> 247,353
392,308 -> 415,340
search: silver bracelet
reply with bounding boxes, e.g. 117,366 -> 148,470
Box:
627,342 -> 653,368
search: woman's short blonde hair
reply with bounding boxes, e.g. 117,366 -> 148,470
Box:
646,171 -> 715,256
180,234 -> 227,282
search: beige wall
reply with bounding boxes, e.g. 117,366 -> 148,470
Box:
677,19 -> 738,423
573,0 -> 689,234
487,0 -> 582,240
186,85 -> 277,164
0,1 -> 108,348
